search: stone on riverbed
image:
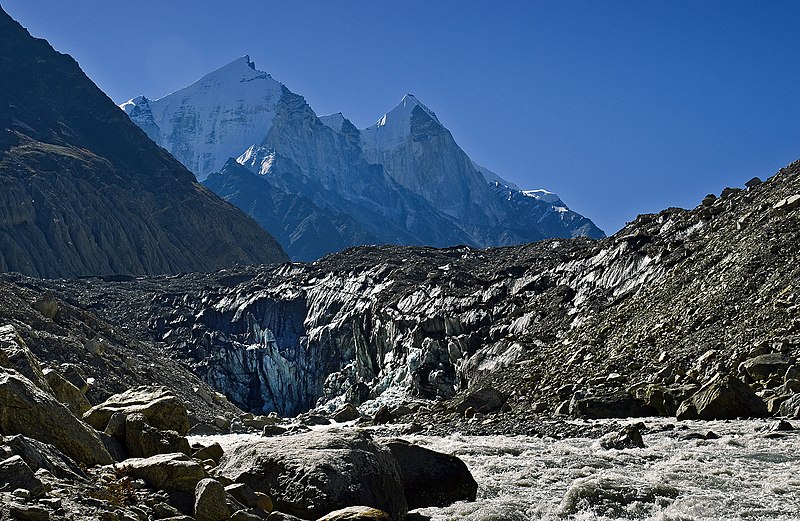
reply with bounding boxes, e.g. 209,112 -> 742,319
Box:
213,429 -> 407,521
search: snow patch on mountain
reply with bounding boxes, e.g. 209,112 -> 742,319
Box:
319,112 -> 346,132
361,94 -> 439,154
119,56 -> 284,181
471,161 -> 521,191
523,189 -> 563,205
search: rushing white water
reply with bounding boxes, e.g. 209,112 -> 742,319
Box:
405,418 -> 800,521
192,418 -> 800,520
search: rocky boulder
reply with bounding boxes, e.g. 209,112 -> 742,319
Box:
569,393 -> 658,419
0,325 -> 51,393
118,452 -> 206,492
84,386 -> 190,435
214,429 -> 407,521
317,506 -> 390,520
381,439 -> 477,508
740,353 -> 793,382
194,478 -> 230,521
4,435 -> 86,481
0,455 -> 46,499
451,386 -> 507,415
43,368 -> 91,416
0,368 -> 112,465
676,375 -> 768,420
125,412 -> 191,458
333,403 -> 360,423
779,394 -> 800,419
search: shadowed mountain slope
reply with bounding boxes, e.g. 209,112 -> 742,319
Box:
0,8 -> 287,278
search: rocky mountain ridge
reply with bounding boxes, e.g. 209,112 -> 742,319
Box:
123,58 -> 603,260
0,10 -> 288,278
30,159 -> 800,428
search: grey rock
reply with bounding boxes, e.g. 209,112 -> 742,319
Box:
740,353 -> 793,382
451,386 -> 506,415
0,455 -> 45,499
677,375 -> 767,420
381,439 -> 477,508
4,435 -> 86,481
0,325 -> 52,393
332,403 -> 359,423
8,502 -> 50,521
42,368 -> 91,416
84,386 -> 190,435
125,412 -> 191,458
599,424 -> 646,450
0,369 -> 112,465
317,506 -> 390,520
193,443 -> 224,465
214,429 -> 407,521
194,478 -> 230,521
779,394 -> 800,418
570,393 -> 657,419
31,292 -> 59,320
118,453 -> 207,492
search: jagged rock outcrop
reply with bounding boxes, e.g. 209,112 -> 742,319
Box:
0,8 -> 287,278
0,368 -> 112,465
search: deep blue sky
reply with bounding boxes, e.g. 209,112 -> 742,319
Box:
4,1 -> 800,234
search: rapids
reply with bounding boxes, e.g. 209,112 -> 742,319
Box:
408,418 -> 800,520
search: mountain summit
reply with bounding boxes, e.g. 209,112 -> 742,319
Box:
121,56 -> 285,181
122,58 -> 604,260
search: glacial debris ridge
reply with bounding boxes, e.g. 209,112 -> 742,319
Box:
36,161 -> 800,423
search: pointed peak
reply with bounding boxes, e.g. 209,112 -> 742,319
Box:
119,95 -> 149,114
369,93 -> 440,130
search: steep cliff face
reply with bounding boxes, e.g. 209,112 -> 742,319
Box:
0,10 -> 288,278
122,59 -> 603,262
36,160 -> 800,418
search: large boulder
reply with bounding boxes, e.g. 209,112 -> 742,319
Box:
4,435 -> 87,481
676,375 -> 767,420
125,413 -> 191,458
740,353 -> 793,382
194,478 -> 231,521
0,325 -> 51,393
43,368 -> 91,416
118,452 -> 206,492
451,386 -> 507,415
84,386 -> 190,435
381,439 -> 477,508
779,394 -> 800,419
0,368 -> 112,465
569,393 -> 658,419
214,429 -> 407,521
317,506 -> 390,520
0,455 -> 46,499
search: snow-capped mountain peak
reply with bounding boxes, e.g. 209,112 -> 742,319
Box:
361,93 -> 441,153
118,56 -> 285,181
319,112 -> 347,132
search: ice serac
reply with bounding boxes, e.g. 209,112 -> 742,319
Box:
121,56 -> 284,181
122,61 -> 604,261
0,10 -> 288,278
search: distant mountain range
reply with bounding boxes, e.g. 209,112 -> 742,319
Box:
0,12 -> 288,278
122,57 -> 604,260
